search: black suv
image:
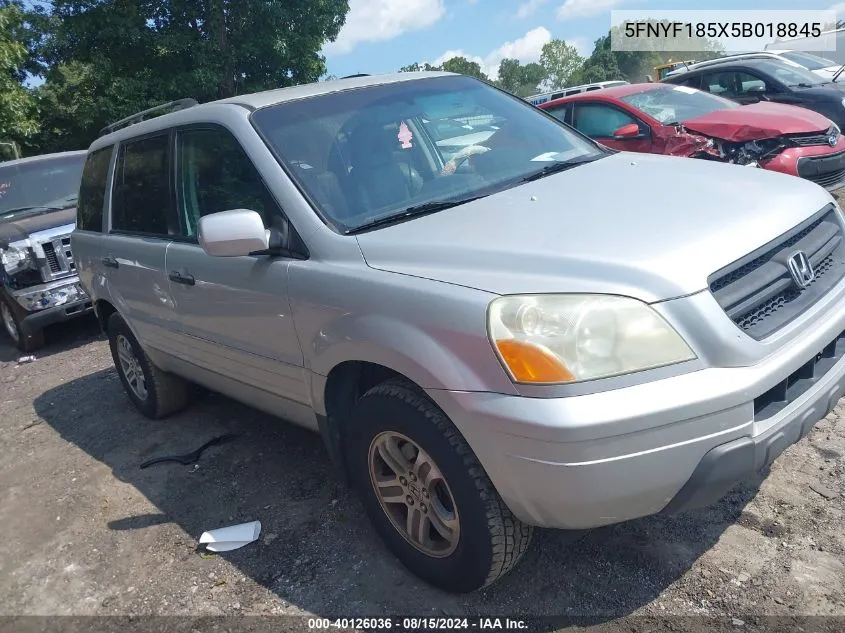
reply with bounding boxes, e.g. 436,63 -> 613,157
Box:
662,58 -> 845,129
0,151 -> 93,351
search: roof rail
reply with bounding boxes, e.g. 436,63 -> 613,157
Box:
673,53 -> 789,73
341,73 -> 370,79
99,98 -> 199,137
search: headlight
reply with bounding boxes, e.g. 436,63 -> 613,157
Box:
0,242 -> 34,275
487,294 -> 696,384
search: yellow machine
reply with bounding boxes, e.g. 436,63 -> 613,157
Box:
654,60 -> 697,81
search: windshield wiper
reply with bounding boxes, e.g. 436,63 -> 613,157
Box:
1,204 -> 65,215
347,195 -> 488,234
520,156 -> 602,183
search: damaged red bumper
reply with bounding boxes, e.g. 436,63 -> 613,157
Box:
761,138 -> 845,191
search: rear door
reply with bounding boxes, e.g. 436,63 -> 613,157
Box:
542,102 -> 573,125
164,124 -> 308,412
570,102 -> 654,153
103,132 -> 179,350
72,145 -> 115,301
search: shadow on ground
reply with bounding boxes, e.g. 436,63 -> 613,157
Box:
32,367 -> 764,626
0,315 -> 101,363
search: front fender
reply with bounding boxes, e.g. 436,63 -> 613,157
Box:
308,313 -> 518,416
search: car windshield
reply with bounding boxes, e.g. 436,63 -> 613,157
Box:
0,154 -> 85,219
251,75 -> 605,232
621,85 -> 738,124
756,59 -> 827,86
779,51 -> 838,71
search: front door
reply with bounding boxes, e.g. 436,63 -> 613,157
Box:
571,102 -> 654,153
164,125 -> 308,414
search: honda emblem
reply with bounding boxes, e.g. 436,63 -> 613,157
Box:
787,251 -> 815,289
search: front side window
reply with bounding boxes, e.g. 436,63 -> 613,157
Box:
176,127 -> 276,238
572,103 -> 639,138
621,85 -> 737,125
251,75 -> 605,232
111,134 -> 176,236
701,70 -> 772,97
0,154 -> 85,220
76,147 -> 113,232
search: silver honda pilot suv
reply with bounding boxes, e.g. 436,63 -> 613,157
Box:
72,72 -> 845,593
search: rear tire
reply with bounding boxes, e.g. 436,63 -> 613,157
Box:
346,380 -> 534,593
0,297 -> 44,353
107,313 -> 189,419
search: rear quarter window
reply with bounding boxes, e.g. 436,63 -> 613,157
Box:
76,147 -> 113,232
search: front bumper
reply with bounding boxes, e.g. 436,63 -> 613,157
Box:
427,311 -> 845,530
8,277 -> 93,335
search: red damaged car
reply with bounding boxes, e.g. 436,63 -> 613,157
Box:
538,83 -> 845,191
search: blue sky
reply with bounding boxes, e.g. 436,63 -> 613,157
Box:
323,0 -> 845,79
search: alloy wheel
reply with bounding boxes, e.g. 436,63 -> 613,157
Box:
116,334 -> 148,400
368,431 -> 460,557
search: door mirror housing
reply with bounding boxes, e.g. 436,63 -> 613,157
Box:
198,209 -> 269,257
613,123 -> 644,139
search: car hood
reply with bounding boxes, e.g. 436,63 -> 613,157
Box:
0,207 -> 76,245
355,152 -> 834,303
813,66 -> 842,78
681,102 -> 832,141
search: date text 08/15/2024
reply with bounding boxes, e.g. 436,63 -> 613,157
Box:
307,618 -> 528,631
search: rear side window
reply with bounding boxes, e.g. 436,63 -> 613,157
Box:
76,147 -> 113,232
111,134 -> 176,236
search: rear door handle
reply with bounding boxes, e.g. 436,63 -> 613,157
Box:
169,270 -> 195,286
101,256 -> 119,269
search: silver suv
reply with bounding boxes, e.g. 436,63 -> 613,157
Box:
72,72 -> 845,593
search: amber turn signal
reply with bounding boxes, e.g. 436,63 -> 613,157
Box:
495,339 -> 576,383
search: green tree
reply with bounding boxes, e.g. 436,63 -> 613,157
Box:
539,39 -> 583,90
399,61 -> 442,72
0,2 -> 37,150
27,0 -> 349,153
496,58 -> 546,97
440,56 -> 488,81
576,26 -> 723,85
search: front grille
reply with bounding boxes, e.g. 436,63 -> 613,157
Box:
708,205 -> 845,340
42,242 -> 61,273
754,328 -> 845,421
805,166 -> 845,190
35,233 -> 75,282
788,132 -> 832,147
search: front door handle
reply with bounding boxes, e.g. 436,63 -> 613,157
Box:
169,270 -> 196,286
101,256 -> 119,269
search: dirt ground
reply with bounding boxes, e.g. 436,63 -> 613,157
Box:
0,305 -> 844,629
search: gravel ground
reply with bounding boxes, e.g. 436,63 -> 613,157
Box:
2,251 -> 845,631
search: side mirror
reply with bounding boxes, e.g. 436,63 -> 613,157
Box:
613,123 -> 644,139
198,209 -> 269,257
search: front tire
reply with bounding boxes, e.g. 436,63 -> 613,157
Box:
1,297 -> 44,352
107,313 -> 189,419
347,381 -> 534,593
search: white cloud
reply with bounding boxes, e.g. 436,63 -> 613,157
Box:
323,0 -> 445,56
557,0 -> 630,21
569,36 -> 591,56
431,27 -> 553,80
516,0 -> 549,19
